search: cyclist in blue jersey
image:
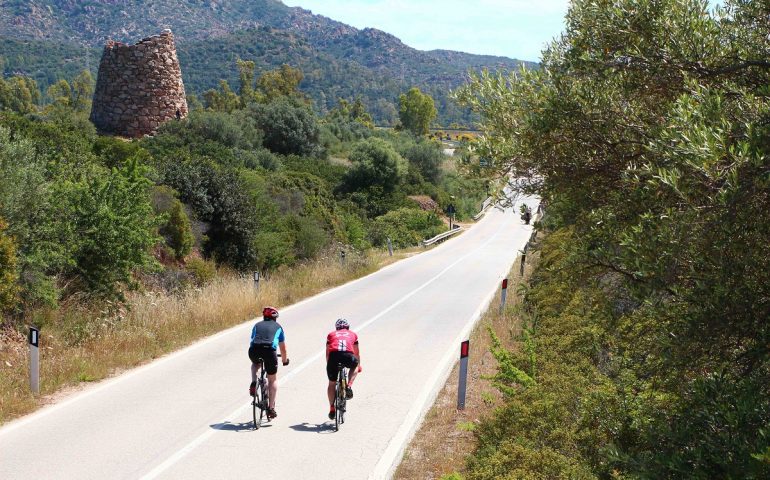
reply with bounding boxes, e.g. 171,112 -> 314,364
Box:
248,306 -> 289,419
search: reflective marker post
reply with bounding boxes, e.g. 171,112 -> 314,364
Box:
29,326 -> 39,394
387,237 -> 393,257
252,271 -> 260,292
499,278 -> 509,314
457,340 -> 470,410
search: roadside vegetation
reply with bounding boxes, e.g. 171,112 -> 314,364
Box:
0,61 -> 488,423
444,0 -> 770,478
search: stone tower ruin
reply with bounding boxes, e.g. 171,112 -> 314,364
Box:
90,30 -> 188,137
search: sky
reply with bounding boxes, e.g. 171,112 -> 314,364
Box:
282,0 -> 570,62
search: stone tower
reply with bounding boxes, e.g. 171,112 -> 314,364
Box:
90,30 -> 188,137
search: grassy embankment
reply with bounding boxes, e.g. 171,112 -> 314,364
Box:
0,249 -> 412,424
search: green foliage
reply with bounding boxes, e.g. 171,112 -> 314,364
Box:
236,58 -> 255,105
343,137 -> 407,194
202,80 -> 240,113
44,70 -> 93,113
439,474 -> 464,480
322,98 -> 374,154
0,124 -> 70,308
64,159 -> 160,297
398,87 -> 437,136
399,138 -> 444,184
256,64 -> 305,103
70,70 -> 94,113
184,257 -> 217,286
284,214 -> 329,260
368,208 -> 443,248
0,75 -> 39,114
0,217 -> 18,314
252,230 -> 294,272
455,2 -> 770,477
486,327 -> 534,395
203,169 -> 260,270
163,200 -> 194,261
248,98 -> 320,156
457,421 -> 477,432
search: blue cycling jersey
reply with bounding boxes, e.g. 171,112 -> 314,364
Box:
250,320 -> 285,350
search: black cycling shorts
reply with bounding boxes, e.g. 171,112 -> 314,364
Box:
248,344 -> 278,375
326,351 -> 358,381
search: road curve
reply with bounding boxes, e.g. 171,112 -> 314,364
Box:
0,196 -> 537,480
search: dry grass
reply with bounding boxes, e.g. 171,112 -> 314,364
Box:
0,248 -> 409,425
394,248 -> 540,480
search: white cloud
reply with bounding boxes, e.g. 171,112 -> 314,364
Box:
283,0 -> 570,61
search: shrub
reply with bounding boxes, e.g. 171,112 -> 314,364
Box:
65,159 -> 160,297
185,257 -> 217,286
343,137 -> 407,194
248,98 -> 320,156
369,208 -> 443,248
285,214 -> 330,260
164,200 -> 194,261
252,230 -> 295,272
0,217 -> 18,314
401,140 -> 444,184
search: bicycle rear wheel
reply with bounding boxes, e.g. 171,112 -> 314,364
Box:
253,367 -> 267,429
334,368 -> 346,431
261,377 -> 270,422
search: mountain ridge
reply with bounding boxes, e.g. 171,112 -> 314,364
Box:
0,0 -> 536,125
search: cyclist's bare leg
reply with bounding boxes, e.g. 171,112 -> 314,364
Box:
327,381 -> 336,407
348,366 -> 359,386
267,373 -> 278,409
250,362 -> 258,383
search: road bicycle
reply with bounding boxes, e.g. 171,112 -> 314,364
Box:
333,363 -> 348,431
252,359 -> 269,429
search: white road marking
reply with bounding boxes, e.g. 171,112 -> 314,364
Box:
139,218 -> 508,480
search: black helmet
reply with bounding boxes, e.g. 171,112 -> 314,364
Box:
335,318 -> 350,330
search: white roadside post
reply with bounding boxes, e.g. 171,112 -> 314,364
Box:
29,326 -> 40,394
457,340 -> 470,410
499,278 -> 508,314
252,271 -> 260,292
386,237 -> 393,257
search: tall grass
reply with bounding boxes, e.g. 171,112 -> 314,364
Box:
0,249 -> 398,424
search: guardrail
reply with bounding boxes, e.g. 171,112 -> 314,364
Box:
422,226 -> 464,247
472,196 -> 495,221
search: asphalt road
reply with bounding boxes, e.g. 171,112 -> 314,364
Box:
0,196 -> 538,480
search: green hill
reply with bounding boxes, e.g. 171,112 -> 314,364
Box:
0,0 -> 536,125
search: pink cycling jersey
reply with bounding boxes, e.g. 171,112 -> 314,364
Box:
326,330 -> 358,355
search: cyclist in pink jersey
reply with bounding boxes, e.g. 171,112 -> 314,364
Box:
325,318 -> 361,420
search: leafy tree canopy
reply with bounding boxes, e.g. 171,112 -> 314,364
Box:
455,0 -> 770,477
398,87 -> 437,136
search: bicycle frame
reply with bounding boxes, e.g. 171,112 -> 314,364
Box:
252,359 -> 269,429
334,363 -> 348,431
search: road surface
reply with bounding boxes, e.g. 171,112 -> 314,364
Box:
0,196 -> 537,480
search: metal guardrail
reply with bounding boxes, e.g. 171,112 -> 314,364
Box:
422,226 -> 464,247
472,196 -> 495,221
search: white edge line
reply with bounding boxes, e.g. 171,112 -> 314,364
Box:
370,223 -> 532,480
138,216 -> 510,480
0,217 -> 485,438
368,280 -> 499,480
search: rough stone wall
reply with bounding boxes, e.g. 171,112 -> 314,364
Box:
90,30 -> 187,137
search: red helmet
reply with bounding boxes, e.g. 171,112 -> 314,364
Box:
262,306 -> 279,320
